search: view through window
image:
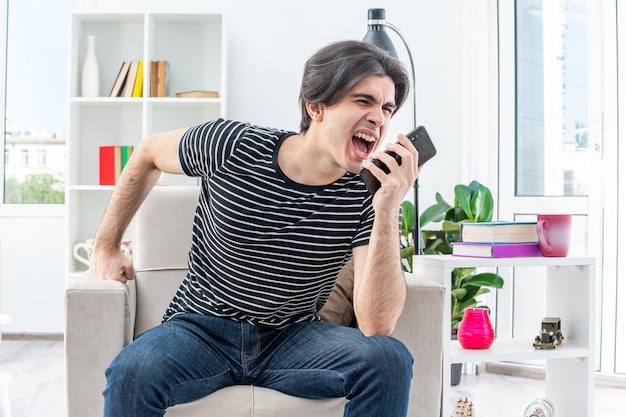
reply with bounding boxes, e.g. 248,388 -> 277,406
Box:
3,0 -> 73,204
515,0 -> 589,196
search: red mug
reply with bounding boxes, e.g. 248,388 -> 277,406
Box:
536,214 -> 571,257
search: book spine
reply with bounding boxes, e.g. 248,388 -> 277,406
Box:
114,147 -> 123,183
100,146 -> 133,185
99,146 -> 116,185
150,61 -> 158,97
121,146 -> 133,169
157,60 -> 169,97
491,243 -> 542,258
132,60 -> 144,97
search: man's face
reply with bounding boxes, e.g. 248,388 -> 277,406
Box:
317,75 -> 397,174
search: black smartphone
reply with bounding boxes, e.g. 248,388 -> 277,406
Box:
360,125 -> 436,195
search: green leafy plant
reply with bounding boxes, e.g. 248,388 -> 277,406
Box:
401,180 -> 504,331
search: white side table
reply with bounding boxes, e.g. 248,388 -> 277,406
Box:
0,314 -> 12,417
413,255 -> 596,417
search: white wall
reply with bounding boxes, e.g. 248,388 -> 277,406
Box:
0,209 -> 66,333
1,0 -> 465,333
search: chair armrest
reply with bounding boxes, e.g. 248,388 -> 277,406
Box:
65,278 -> 135,417
393,272 -> 445,417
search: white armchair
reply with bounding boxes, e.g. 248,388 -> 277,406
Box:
65,186 -> 444,417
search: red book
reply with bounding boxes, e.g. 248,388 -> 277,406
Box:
451,242 -> 542,258
99,146 -> 133,185
99,146 -> 120,185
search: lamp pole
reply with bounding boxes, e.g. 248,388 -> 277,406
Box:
363,8 -> 424,254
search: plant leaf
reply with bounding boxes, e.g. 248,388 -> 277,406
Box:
420,202 -> 450,227
461,272 -> 504,289
454,185 -> 473,219
470,184 -> 494,222
451,288 -> 467,300
434,192 -> 451,206
401,200 -> 415,234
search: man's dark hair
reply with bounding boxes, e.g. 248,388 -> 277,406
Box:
299,40 -> 410,133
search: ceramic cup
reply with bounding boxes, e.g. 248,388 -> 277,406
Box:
536,214 -> 571,257
72,238 -> 133,266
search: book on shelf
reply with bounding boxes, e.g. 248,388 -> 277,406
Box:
123,61 -> 139,97
175,90 -> 219,98
452,242 -> 542,258
157,60 -> 169,97
460,221 -> 538,243
150,61 -> 158,97
108,61 -> 130,97
131,60 -> 144,97
150,60 -> 170,97
99,146 -> 134,185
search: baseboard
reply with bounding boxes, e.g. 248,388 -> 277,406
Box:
2,332 -> 64,341
484,362 -> 626,389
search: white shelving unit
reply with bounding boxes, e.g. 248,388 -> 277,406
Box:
413,255 -> 595,417
66,12 -> 226,275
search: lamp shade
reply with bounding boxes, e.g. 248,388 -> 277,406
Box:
362,8 -> 398,58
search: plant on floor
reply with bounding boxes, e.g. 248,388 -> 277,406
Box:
400,180 -> 504,332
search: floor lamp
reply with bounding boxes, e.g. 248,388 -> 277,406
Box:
362,8 -> 424,254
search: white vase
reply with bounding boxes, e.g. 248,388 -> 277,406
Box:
81,35 -> 100,97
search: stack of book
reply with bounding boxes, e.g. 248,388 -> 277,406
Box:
109,60 -> 144,98
451,221 -> 541,258
99,145 -> 134,185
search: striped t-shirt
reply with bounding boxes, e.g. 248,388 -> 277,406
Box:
162,119 -> 375,328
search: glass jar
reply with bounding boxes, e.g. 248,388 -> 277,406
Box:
523,398 -> 554,417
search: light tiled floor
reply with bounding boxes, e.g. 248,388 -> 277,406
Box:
1,338 -> 624,416
451,369 -> 626,416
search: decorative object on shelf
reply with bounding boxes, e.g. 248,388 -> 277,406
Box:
450,397 -> 474,417
533,317 -> 564,349
456,307 -> 495,349
81,35 -> 100,97
536,214 -> 572,257
523,397 -> 554,417
72,238 -> 133,267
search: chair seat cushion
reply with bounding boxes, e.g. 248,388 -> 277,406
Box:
165,385 -> 346,417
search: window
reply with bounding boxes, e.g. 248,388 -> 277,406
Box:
19,149 -> 28,166
37,149 -> 47,166
515,0 -> 589,196
2,0 -> 73,204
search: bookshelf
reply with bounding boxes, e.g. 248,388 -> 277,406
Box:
413,255 -> 596,417
66,12 -> 227,275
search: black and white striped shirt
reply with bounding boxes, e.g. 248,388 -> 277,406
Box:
163,119 -> 375,328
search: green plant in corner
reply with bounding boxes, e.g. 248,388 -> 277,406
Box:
400,180 -> 504,332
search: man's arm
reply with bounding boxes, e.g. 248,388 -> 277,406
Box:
90,128 -> 188,282
353,133 -> 420,336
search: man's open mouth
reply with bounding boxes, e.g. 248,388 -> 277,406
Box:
352,132 -> 377,159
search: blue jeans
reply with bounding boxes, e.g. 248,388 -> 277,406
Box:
103,313 -> 413,416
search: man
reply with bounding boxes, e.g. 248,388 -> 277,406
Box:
91,40 -> 422,417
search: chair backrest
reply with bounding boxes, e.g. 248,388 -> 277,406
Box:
132,185 -> 200,337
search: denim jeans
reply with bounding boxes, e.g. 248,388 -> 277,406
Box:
103,313 -> 413,416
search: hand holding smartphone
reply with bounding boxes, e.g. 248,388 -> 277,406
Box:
360,125 -> 436,195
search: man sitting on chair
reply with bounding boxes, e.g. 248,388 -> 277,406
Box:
90,40 -> 423,417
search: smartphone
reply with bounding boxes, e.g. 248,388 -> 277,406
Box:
360,125 -> 436,195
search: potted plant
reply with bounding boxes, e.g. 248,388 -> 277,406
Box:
401,180 -> 504,385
